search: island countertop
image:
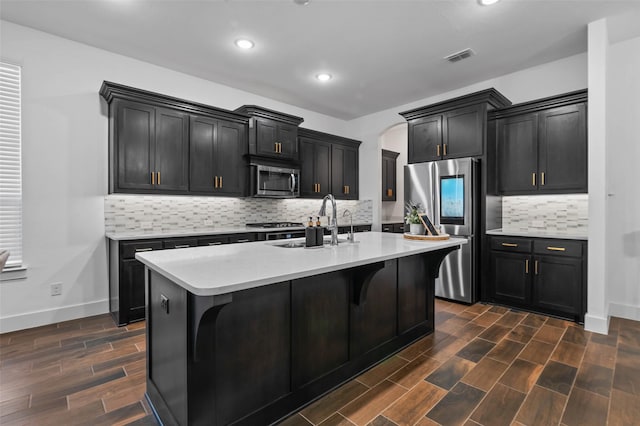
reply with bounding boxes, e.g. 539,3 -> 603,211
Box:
136,231 -> 465,296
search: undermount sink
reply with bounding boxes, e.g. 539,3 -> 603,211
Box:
272,238 -> 348,248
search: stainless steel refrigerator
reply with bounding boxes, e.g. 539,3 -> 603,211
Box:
404,158 -> 478,303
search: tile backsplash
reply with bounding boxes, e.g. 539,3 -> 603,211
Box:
502,194 -> 588,235
105,195 -> 372,234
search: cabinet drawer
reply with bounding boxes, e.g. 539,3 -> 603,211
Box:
393,223 -> 406,233
229,233 -> 256,244
381,224 -> 394,233
163,238 -> 198,249
490,237 -> 532,253
120,240 -> 164,259
533,240 -> 582,257
198,235 -> 230,246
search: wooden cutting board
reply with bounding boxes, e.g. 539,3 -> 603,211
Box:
403,232 -> 450,241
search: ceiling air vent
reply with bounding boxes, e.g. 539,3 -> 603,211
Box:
444,48 -> 476,63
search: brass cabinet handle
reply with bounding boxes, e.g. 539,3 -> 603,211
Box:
220,176 -> 223,188
214,176 -> 219,188
535,260 -> 539,275
275,142 -> 278,153
135,247 -> 153,252
501,242 -> 518,247
437,145 -> 440,156
236,239 -> 250,243
208,242 -> 222,246
541,172 -> 545,186
547,246 -> 566,252
347,185 -> 350,194
532,172 -> 536,186
174,244 -> 190,249
151,172 -> 155,185
443,143 -> 447,156
387,188 -> 393,197
318,183 -> 320,193
525,259 -> 529,274
157,171 -> 161,185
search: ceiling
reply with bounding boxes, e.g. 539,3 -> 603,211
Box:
2,0 -> 640,120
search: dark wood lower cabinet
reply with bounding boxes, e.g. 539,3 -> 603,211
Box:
488,236 -> 586,322
145,249 -> 455,425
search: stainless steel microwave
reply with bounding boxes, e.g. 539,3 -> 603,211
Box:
251,164 -> 300,198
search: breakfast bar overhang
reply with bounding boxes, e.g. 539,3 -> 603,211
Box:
136,232 -> 465,425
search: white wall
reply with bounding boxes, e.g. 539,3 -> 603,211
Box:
350,53 -> 588,230
380,123 -> 407,221
605,34 -> 640,321
0,21 -> 349,333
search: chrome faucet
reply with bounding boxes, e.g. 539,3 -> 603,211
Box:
319,194 -> 338,246
343,209 -> 355,243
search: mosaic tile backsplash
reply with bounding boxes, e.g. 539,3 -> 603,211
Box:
105,195 -> 373,234
502,194 -> 588,234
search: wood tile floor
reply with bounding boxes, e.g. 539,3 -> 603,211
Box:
1,300 -> 639,425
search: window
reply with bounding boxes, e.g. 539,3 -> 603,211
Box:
0,61 -> 22,269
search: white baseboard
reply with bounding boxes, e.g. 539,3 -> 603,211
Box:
584,312 -> 610,335
609,302 -> 640,322
0,299 -> 109,334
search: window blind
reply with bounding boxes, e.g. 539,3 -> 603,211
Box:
0,61 -> 22,268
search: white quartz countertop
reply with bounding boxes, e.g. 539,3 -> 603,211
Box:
136,232 -> 466,296
486,229 -> 588,241
106,223 -> 372,241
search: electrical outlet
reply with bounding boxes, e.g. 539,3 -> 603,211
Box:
160,294 -> 169,314
140,221 -> 153,230
203,219 -> 213,227
50,282 -> 62,296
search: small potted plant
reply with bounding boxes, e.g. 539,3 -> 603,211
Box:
404,201 -> 425,235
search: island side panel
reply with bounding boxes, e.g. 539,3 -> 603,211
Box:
213,282 -> 291,426
398,255 -> 430,334
350,259 -> 398,358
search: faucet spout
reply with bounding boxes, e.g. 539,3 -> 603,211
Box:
319,194 -> 339,246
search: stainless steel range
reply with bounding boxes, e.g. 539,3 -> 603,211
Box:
246,222 -> 305,240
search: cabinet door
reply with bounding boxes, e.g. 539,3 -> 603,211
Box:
121,259 -> 146,323
497,114 -> 539,194
277,123 -> 298,160
116,100 -> 155,190
332,144 -> 358,200
216,121 -> 245,196
442,105 -> 484,158
538,104 -> 587,193
382,154 -> 396,201
189,115 -> 217,192
408,115 -> 441,163
533,256 -> 582,316
255,117 -> 279,157
490,251 -> 531,306
315,141 -> 331,197
299,137 -> 316,197
155,107 -> 189,191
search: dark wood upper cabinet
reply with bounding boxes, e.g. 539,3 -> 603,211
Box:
491,89 -> 588,195
382,149 -> 399,201
235,105 -> 304,162
299,136 -> 331,198
101,81 -> 249,195
189,115 -> 246,196
400,88 -> 511,164
298,128 -> 361,200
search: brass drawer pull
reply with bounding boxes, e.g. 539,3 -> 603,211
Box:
437,145 -> 440,156
387,188 -> 393,197
541,172 -> 545,186
532,172 -> 536,186
135,248 -> 153,252
174,245 -> 190,249
157,171 -> 161,185
214,176 -> 219,188
219,176 -> 223,188
208,242 -> 222,246
236,239 -> 250,243
547,246 -> 566,252
151,172 -> 155,185
535,260 -> 539,275
525,259 -> 529,274
501,243 -> 518,248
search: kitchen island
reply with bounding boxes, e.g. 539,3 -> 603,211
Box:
136,232 -> 464,425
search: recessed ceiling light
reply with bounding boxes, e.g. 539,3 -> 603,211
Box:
235,39 -> 255,49
316,73 -> 332,82
478,0 -> 500,5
